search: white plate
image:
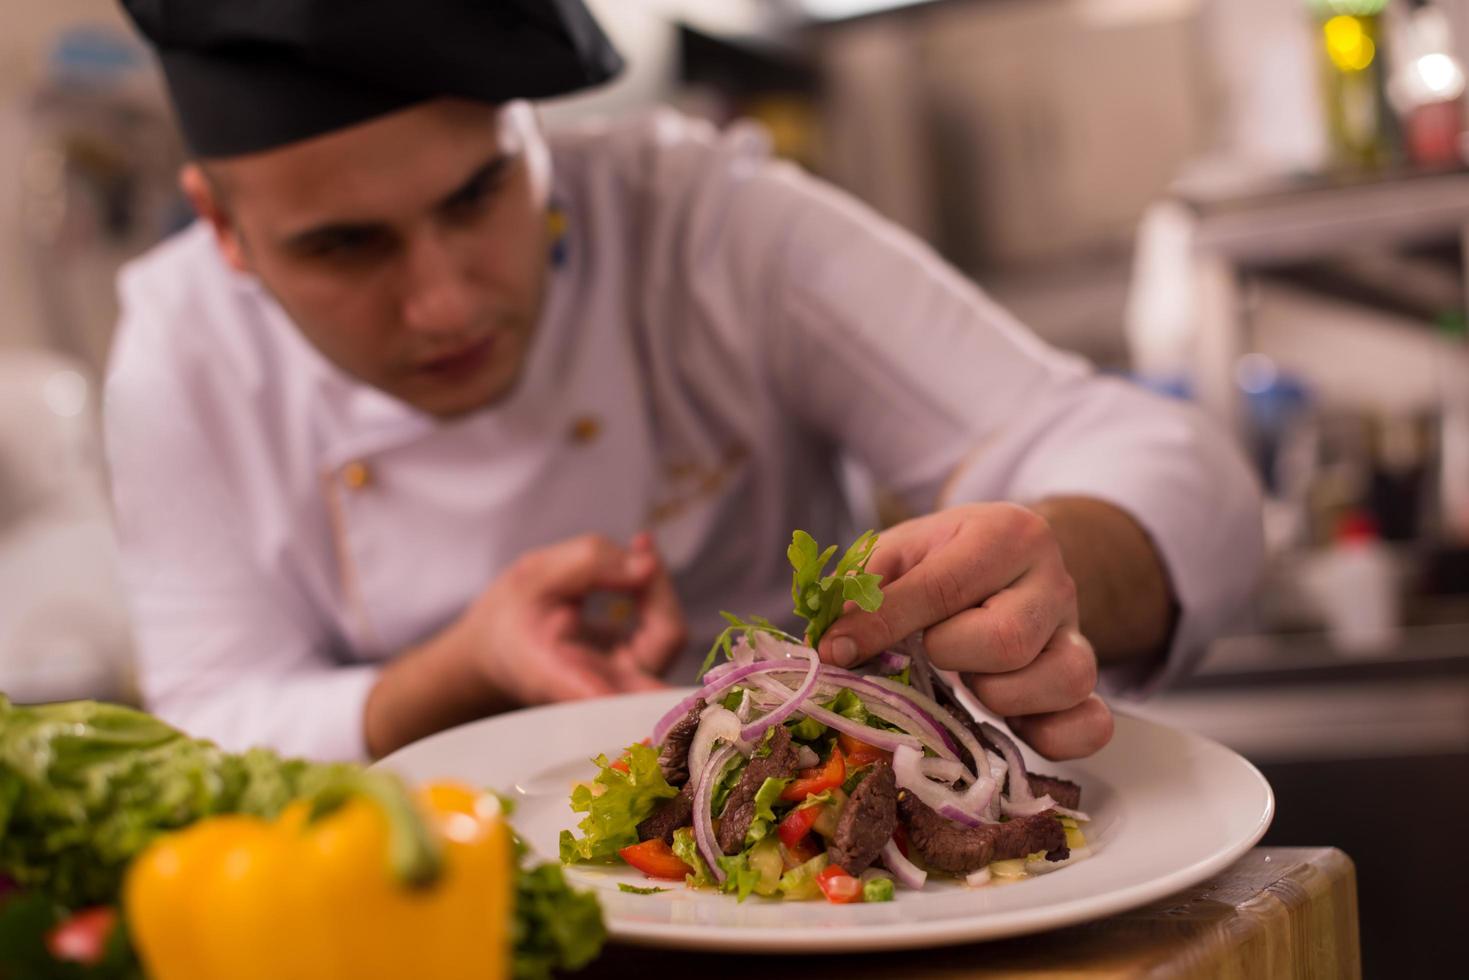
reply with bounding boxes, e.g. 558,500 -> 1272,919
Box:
376,689 -> 1273,953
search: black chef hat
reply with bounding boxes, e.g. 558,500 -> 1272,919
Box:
118,0 -> 623,158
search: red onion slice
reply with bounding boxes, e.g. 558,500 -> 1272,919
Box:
692,743 -> 739,884
739,644 -> 820,743
917,756 -> 967,784
862,675 -> 995,783
1000,794 -> 1056,818
893,745 -> 993,827
880,837 -> 927,890
687,705 -> 745,786
651,660 -> 797,743
964,867 -> 992,887
979,721 -> 1033,804
747,668 -> 962,761
875,650 -> 911,675
746,675 -> 925,754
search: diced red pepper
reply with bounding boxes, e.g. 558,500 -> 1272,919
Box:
776,800 -> 823,849
45,906 -> 117,966
781,836 -> 822,869
816,865 -> 863,904
618,839 -> 692,880
780,746 -> 846,802
609,738 -> 652,774
837,732 -> 892,768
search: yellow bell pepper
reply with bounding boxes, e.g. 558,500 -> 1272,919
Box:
124,774 -> 512,980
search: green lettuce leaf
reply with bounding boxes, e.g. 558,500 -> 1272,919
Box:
0,696 -> 354,909
559,744 -> 676,864
670,827 -> 714,887
786,716 -> 827,742
823,689 -> 870,725
512,862 -> 605,980
708,755 -> 746,818
742,776 -> 792,847
716,850 -> 763,902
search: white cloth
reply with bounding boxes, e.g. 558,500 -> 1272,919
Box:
104,111 -> 1263,762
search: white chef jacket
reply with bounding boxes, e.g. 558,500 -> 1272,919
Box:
104,110 -> 1263,762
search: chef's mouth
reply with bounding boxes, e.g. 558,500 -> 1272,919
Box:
415,335 -> 498,378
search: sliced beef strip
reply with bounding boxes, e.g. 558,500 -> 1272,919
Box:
656,698 -> 706,787
1027,773 -> 1082,810
636,782 -> 695,844
827,761 -> 897,874
898,792 -> 1068,874
715,725 -> 800,855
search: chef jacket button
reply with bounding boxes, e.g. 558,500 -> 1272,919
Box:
341,461 -> 372,490
568,415 -> 601,445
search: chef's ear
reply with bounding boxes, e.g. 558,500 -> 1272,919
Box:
179,163 -> 250,273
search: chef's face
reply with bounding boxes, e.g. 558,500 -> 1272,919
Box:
184,99 -> 552,418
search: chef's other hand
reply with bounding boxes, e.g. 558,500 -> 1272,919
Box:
816,504 -> 1112,761
365,532 -> 686,758
467,531 -> 687,706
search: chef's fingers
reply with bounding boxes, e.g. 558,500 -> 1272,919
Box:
621,548 -> 687,676
516,534 -> 656,599
1006,693 -> 1114,761
965,627 -> 1096,717
818,505 -> 1049,667
537,643 -> 624,702
922,563 -> 1075,674
606,656 -> 669,693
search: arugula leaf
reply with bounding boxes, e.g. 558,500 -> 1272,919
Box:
559,744 -> 676,864
617,883 -> 669,895
788,530 -> 884,648
670,828 -> 714,887
742,777 -> 793,847
697,613 -> 800,679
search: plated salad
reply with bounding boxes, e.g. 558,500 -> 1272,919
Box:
560,531 -> 1091,904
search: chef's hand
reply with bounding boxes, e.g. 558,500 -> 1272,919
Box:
816,503 -> 1113,761
365,531 -> 685,757
469,531 -> 686,705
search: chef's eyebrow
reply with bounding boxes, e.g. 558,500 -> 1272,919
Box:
434,153 -> 514,213
279,154 -> 514,254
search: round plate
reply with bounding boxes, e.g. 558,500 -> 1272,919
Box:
375,689 -> 1273,953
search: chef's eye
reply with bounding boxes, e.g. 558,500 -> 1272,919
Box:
439,159 -> 510,223
297,227 -> 395,261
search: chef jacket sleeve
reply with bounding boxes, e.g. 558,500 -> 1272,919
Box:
674,125 -> 1264,694
103,299 -> 379,762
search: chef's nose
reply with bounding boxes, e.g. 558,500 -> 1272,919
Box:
400,230 -> 475,336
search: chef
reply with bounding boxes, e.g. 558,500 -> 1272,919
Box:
105,0 -> 1263,763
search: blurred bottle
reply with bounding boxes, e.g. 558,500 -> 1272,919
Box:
1301,510 -> 1401,657
1308,0 -> 1400,169
1388,0 -> 1467,167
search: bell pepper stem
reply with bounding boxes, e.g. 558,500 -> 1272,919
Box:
307,770 -> 444,889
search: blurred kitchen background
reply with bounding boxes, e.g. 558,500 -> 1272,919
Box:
2,0 -> 1466,972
